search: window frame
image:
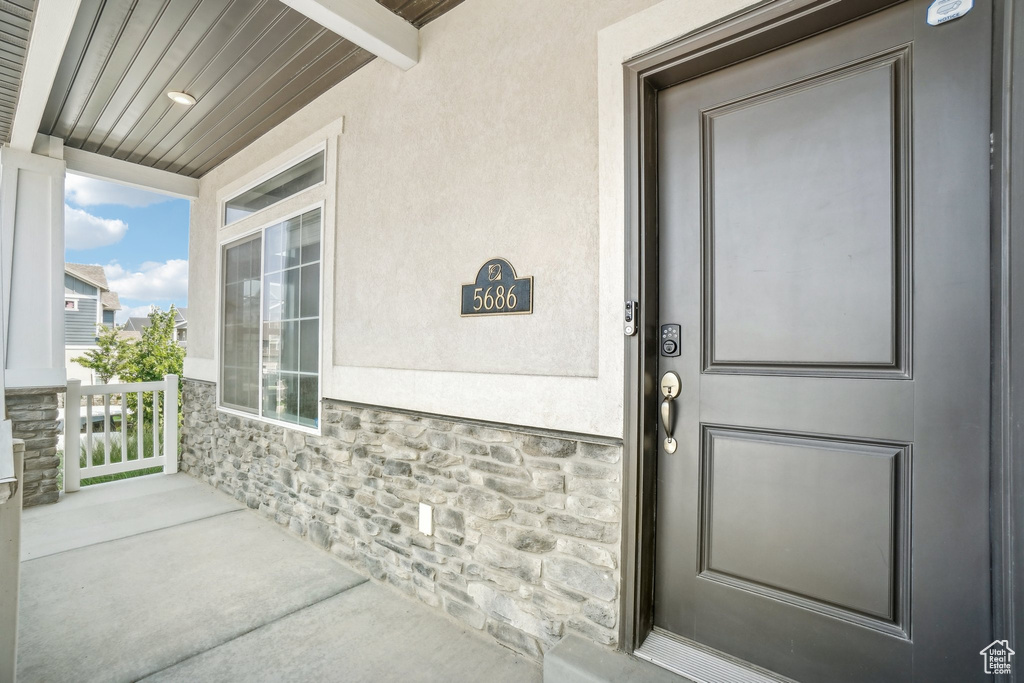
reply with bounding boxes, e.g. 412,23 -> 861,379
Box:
217,200 -> 325,435
220,143 -> 327,227
219,230 -> 264,416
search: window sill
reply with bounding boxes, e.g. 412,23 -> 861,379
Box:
215,405 -> 321,437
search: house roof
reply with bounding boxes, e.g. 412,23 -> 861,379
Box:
65,263 -> 109,291
101,290 -> 121,311
123,316 -> 152,332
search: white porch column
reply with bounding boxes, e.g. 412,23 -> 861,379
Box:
0,143 -> 66,389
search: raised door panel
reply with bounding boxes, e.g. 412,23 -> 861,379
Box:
704,50 -> 910,378
700,426 -> 910,636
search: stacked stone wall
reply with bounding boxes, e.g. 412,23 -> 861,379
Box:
6,387 -> 61,507
180,379 -> 622,658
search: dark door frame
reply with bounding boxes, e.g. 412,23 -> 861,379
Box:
619,0 -> 1024,673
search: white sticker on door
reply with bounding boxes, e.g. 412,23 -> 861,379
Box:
927,0 -> 973,26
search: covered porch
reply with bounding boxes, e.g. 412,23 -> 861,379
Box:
0,0 -> 1022,680
17,473 -> 540,682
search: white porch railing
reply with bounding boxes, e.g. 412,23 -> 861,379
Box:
64,374 -> 179,493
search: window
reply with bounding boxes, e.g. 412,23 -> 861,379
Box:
224,151 -> 325,224
65,299 -> 79,311
222,237 -> 262,413
221,207 -> 322,428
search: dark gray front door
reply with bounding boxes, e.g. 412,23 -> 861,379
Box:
652,1 -> 993,681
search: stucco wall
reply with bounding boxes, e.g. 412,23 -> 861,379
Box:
185,0 -> 759,436
185,0 -> 663,436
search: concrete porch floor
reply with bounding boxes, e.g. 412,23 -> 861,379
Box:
17,473 -> 542,682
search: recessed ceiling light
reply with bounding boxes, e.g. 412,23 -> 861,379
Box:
166,91 -> 196,106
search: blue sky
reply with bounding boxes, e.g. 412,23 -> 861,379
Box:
64,173 -> 189,323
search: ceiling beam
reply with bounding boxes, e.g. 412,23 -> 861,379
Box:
279,0 -> 419,71
9,0 -> 82,151
64,147 -> 199,200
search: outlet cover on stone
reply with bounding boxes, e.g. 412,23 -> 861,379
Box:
419,502 -> 432,535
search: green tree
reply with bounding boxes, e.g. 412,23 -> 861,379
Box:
120,307 -> 185,426
72,323 -> 125,383
118,307 -> 185,384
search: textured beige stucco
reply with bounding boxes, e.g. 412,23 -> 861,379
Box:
186,0 -> 759,436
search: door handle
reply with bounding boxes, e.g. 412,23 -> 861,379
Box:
660,398 -> 676,453
660,372 -> 680,454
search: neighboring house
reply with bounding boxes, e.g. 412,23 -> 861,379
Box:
120,316 -> 151,334
123,307 -> 187,347
174,307 -> 187,347
64,263 -> 120,384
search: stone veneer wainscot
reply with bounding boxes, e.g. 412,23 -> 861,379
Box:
180,379 -> 622,657
6,387 -> 61,507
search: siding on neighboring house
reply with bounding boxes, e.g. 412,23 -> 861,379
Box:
64,274 -> 97,296
65,297 -> 98,345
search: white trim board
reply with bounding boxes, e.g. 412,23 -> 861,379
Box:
5,368 -> 66,389
278,0 -> 419,70
64,147 -> 199,200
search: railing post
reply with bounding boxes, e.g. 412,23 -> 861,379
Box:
0,425 -> 23,681
163,374 -> 178,474
65,379 -> 81,492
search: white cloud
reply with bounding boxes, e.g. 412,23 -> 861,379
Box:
65,205 -> 129,250
65,174 -> 172,208
105,259 -> 188,302
115,305 -> 155,325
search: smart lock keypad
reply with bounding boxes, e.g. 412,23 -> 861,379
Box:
661,324 -> 680,357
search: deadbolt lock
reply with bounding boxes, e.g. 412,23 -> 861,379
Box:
660,324 -> 680,357
660,372 -> 680,399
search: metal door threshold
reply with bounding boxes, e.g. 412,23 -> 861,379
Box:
635,629 -> 796,683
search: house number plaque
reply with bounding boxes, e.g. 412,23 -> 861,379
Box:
461,258 -> 533,316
